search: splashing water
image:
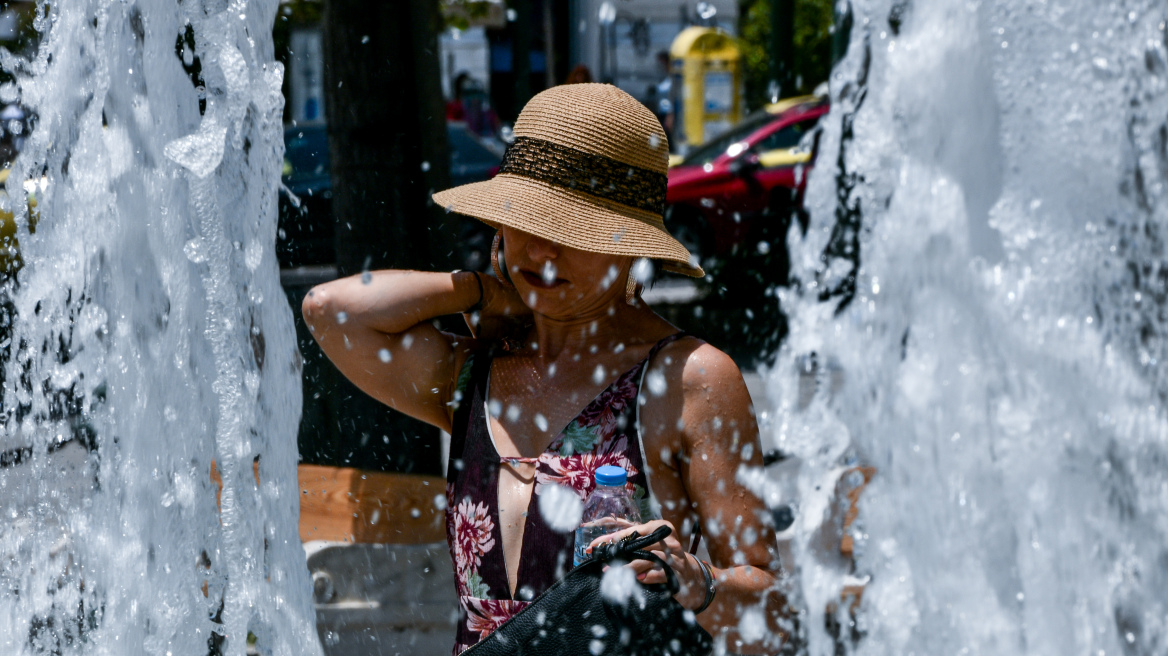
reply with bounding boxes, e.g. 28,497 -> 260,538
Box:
0,1 -> 320,654
769,0 -> 1168,653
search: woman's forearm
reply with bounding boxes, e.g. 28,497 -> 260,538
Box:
700,565 -> 788,652
303,270 -> 480,336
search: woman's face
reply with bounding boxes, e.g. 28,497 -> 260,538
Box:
500,226 -> 631,319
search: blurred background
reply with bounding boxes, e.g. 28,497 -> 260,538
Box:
266,0 -> 842,477
4,1 -> 1166,654
0,1 -> 841,653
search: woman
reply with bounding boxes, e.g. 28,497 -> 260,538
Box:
303,84 -> 785,653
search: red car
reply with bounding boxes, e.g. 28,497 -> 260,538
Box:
665,96 -> 829,265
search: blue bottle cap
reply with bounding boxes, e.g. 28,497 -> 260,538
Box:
594,465 -> 627,487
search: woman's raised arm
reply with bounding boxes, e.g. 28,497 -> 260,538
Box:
301,270 -> 482,432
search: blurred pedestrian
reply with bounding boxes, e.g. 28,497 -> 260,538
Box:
651,51 -> 675,142
446,72 -> 470,122
564,64 -> 593,84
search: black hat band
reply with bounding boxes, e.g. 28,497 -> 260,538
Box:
498,136 -> 667,216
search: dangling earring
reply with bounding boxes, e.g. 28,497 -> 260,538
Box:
625,268 -> 640,305
491,230 -> 514,289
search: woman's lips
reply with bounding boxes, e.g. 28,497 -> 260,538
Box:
520,270 -> 568,289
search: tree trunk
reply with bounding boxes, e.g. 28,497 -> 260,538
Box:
512,0 -> 534,112
319,0 -> 451,475
323,0 -> 451,276
770,0 -> 795,96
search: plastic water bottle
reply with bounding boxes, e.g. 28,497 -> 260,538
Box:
573,465 -> 642,566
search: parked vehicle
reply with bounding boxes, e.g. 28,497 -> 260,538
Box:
278,122 -> 503,269
665,96 -> 829,267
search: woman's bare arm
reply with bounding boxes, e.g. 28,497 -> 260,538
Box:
301,270 -> 482,431
677,345 -> 785,649
608,341 -> 787,651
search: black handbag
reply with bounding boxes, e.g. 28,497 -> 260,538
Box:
463,525 -> 713,656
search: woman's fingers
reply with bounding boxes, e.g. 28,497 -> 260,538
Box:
580,518 -> 706,610
588,519 -> 675,550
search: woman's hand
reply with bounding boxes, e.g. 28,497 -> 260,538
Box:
588,519 -> 708,612
466,272 -> 532,341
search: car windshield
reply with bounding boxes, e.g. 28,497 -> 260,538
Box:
680,111 -> 775,167
284,126 -> 329,183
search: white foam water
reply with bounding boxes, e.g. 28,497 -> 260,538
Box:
0,1 -> 321,654
768,1 -> 1168,654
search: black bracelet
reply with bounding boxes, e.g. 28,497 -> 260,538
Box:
459,270 -> 485,314
693,557 -> 716,614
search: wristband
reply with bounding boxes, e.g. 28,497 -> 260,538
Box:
456,270 -> 485,314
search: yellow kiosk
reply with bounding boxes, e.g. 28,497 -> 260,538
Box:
669,26 -> 743,153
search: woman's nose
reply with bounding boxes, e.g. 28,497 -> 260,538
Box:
526,235 -> 559,261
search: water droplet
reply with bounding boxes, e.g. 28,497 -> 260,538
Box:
335,311 -> 348,324
632,258 -> 653,284
541,261 -> 558,284
183,238 -> 206,263
737,607 -> 766,642
420,160 -> 430,171
600,566 -> 640,604
647,370 -> 667,396
534,413 -> 548,431
378,348 -> 391,363
538,483 -> 582,532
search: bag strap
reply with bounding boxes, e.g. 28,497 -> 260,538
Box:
592,525 -> 681,594
689,524 -> 702,555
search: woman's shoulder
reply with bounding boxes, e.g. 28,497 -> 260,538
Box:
655,335 -> 746,393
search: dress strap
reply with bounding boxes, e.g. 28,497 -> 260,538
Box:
647,332 -> 689,360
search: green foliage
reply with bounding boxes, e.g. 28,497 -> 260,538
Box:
441,0 -> 498,31
738,0 -> 835,110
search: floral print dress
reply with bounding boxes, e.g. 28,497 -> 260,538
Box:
444,333 -> 686,654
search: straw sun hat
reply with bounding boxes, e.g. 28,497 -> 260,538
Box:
433,83 -> 703,278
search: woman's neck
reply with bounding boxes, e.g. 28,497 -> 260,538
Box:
526,301 -> 654,362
